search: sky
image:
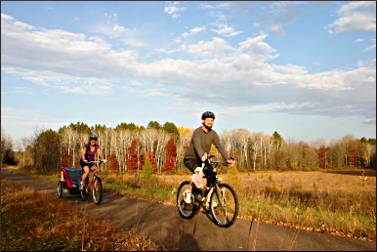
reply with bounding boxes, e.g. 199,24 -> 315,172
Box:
1,1 -> 376,148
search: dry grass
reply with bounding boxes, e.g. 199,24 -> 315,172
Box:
102,169 -> 376,240
0,176 -> 161,251
234,170 -> 376,239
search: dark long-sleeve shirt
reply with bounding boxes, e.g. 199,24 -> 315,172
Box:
184,126 -> 229,163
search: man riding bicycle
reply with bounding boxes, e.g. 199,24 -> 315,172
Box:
79,133 -> 105,190
183,111 -> 235,189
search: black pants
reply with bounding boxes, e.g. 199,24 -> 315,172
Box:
183,158 -> 200,173
80,159 -> 95,170
183,158 -> 215,187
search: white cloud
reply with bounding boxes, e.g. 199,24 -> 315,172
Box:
1,85 -> 32,95
145,91 -> 170,97
3,66 -> 113,95
174,26 -> 206,43
200,2 -> 232,10
94,12 -> 145,48
354,38 -> 364,43
123,81 -> 171,98
272,64 -> 308,75
187,37 -> 234,57
363,39 -> 376,52
364,44 -> 376,52
326,1 -> 376,33
253,1 -> 305,35
223,102 -> 317,114
238,33 -> 279,60
95,23 -> 126,38
123,38 -> 145,48
164,1 -> 186,19
363,118 -> 376,125
183,26 -> 205,37
211,24 -> 243,37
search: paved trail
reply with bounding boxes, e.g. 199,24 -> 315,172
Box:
2,170 -> 376,251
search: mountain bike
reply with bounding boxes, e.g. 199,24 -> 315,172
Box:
80,160 -> 106,204
176,156 -> 239,228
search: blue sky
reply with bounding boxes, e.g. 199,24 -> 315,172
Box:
1,1 -> 376,148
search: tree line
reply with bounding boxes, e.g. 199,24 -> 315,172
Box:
3,122 -> 376,174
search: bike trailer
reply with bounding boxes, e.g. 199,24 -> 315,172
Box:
62,167 -> 82,193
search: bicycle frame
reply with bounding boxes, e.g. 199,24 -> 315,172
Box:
193,157 -> 225,205
177,155 -> 238,227
82,160 -> 105,190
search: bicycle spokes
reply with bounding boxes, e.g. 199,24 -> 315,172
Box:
92,178 -> 102,204
210,184 -> 238,227
177,181 -> 198,219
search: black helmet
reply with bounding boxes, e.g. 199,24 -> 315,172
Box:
89,133 -> 98,141
201,111 -> 215,120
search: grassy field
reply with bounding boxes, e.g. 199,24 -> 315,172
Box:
100,168 -> 376,240
0,175 -> 161,251
5,165 -> 376,240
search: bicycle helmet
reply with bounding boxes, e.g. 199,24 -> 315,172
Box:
201,111 -> 215,120
89,133 -> 98,141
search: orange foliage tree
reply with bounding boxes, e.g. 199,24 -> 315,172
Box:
108,153 -> 119,174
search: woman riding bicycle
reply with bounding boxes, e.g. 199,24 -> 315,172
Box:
79,133 -> 104,190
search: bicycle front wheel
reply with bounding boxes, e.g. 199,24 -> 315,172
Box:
81,187 -> 88,201
210,183 -> 239,227
177,181 -> 198,219
92,177 -> 103,205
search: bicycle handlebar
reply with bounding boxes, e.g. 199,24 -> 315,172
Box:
83,160 -> 107,165
206,157 -> 235,167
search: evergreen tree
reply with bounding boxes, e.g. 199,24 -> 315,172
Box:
162,122 -> 180,140
147,121 -> 162,130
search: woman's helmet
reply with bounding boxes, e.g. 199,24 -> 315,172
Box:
89,133 -> 98,141
201,111 -> 215,120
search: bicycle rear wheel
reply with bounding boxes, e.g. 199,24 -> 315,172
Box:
176,181 -> 198,219
210,183 -> 239,227
92,177 -> 103,204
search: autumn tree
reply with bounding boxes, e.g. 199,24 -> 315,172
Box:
317,145 -> 330,169
1,129 -> 17,166
272,131 -> 283,150
176,127 -> 192,171
108,153 -> 119,174
164,138 -> 177,173
33,129 -> 61,174
126,139 -> 142,172
116,122 -> 143,131
143,151 -> 157,173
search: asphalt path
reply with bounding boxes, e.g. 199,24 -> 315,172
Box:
2,170 -> 376,251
